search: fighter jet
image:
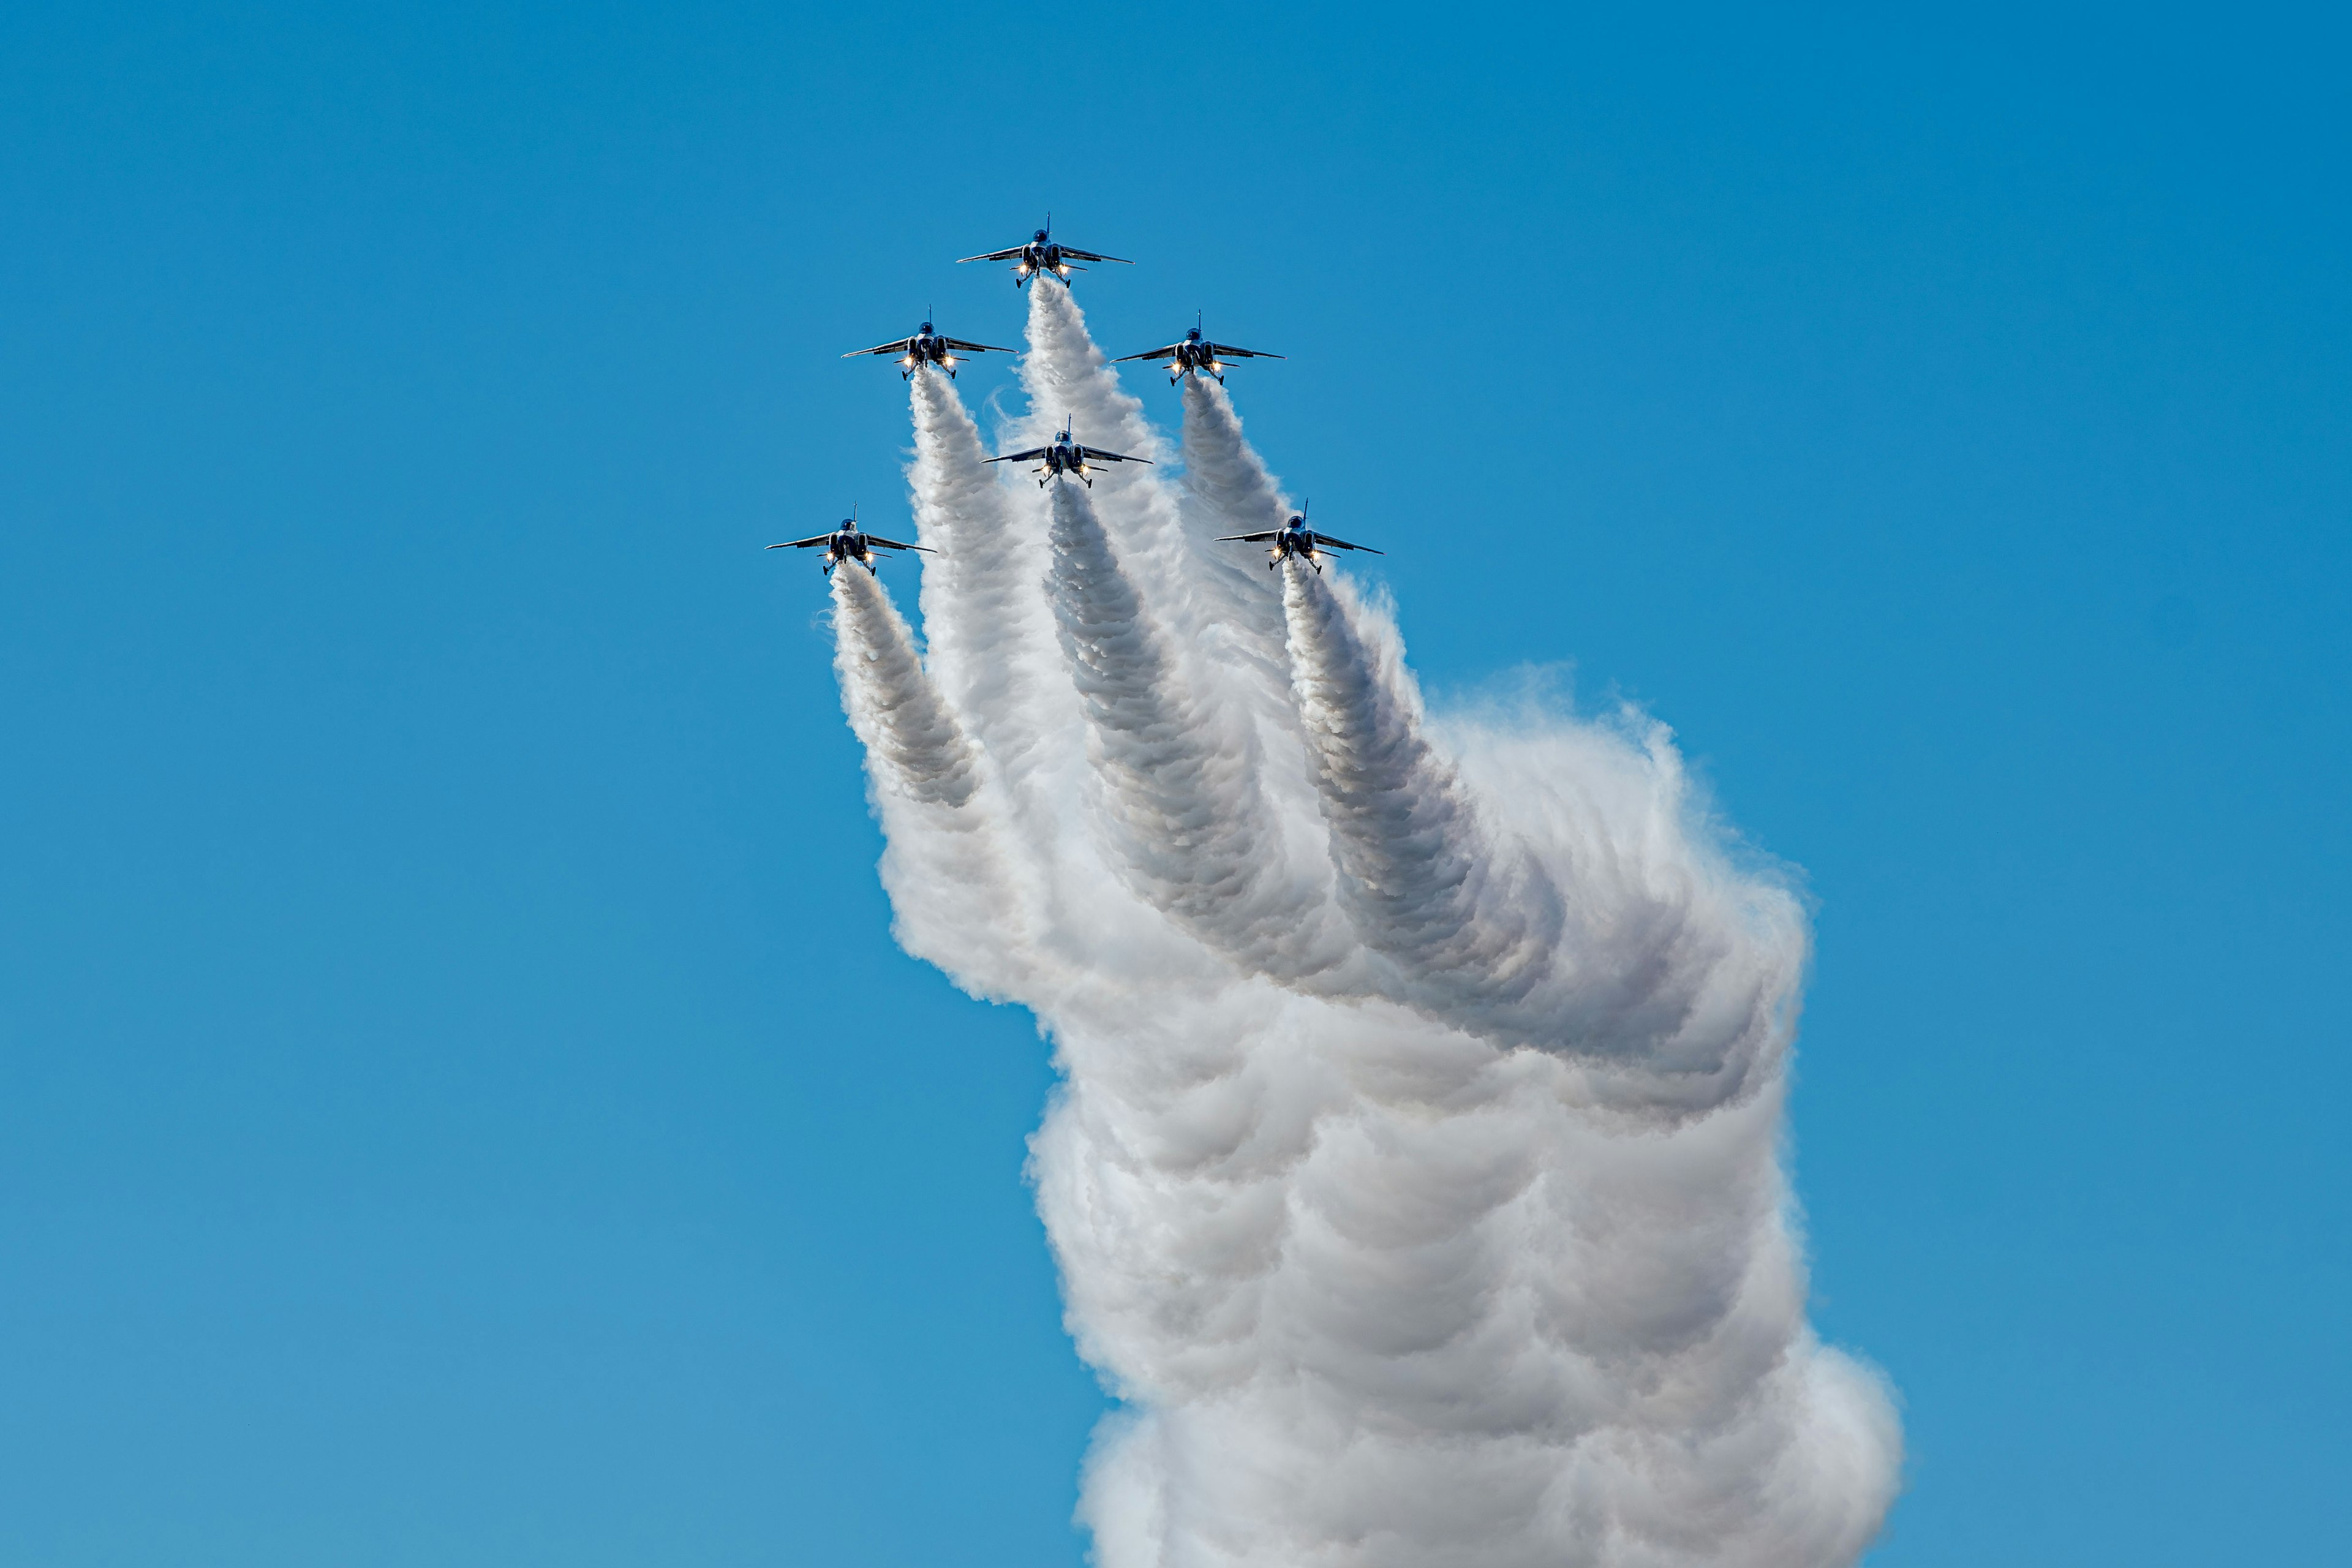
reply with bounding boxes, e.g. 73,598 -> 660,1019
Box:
766,511 -> 935,577
957,216 -> 1131,288
1218,508 -> 1383,572
841,319 -> 1014,380
1114,318 -> 1284,384
986,421 -> 1152,488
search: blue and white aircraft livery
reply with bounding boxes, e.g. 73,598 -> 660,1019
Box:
1218,509 -> 1383,571
767,514 -> 933,577
986,421 -> 1152,489
1115,320 -> 1284,385
840,320 -> 1013,380
957,216 -> 1131,289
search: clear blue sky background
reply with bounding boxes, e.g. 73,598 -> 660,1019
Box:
2,4 -> 2345,1564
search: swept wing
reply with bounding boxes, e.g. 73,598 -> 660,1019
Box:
1310,532 -> 1382,554
862,534 -> 934,554
956,246 -> 1030,263
1077,445 -> 1151,465
1205,341 -> 1283,360
940,336 -> 1014,354
767,534 -> 838,550
1216,530 -> 1283,543
841,338 -> 916,358
1056,247 -> 1131,265
986,447 -> 1054,465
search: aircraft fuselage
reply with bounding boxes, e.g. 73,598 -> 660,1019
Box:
1167,331 -> 1233,382
824,531 -> 878,576
1263,525 -> 1332,570
899,330 -> 956,379
1017,239 -> 1074,286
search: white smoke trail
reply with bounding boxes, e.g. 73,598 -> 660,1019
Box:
813,286 -> 1901,1565
907,368 -> 1072,793
829,560 -> 978,812
1017,284 -> 1284,720
1280,565 -> 1785,1107
1175,375 -> 1299,685
1043,479 -> 1352,979
826,561 -> 1030,994
1281,560 -> 1564,998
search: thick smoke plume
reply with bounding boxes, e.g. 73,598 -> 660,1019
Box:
816,282 -> 1901,1565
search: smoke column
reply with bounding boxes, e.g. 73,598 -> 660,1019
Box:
827,560 -> 1031,997
1042,477 -> 1353,978
814,288 -> 1902,1565
907,368 -> 1072,796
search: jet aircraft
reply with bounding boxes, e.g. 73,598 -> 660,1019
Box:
1114,319 -> 1284,384
1218,508 -> 1383,571
767,513 -> 934,577
841,320 -> 1014,380
957,217 -> 1131,288
986,421 -> 1152,488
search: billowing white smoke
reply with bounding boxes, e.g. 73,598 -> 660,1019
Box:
815,281 -> 1902,1566
826,562 -> 1029,994
1043,478 -> 1355,979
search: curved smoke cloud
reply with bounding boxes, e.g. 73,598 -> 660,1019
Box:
827,561 -> 1030,996
810,281 -> 1901,1565
1042,477 -> 1354,979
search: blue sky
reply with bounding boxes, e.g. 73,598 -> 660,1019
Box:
2,2 -> 2346,1563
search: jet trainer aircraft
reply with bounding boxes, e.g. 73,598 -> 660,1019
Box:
957,217 -> 1131,288
1218,508 -> 1383,572
986,421 -> 1152,488
1114,319 -> 1284,384
841,320 -> 1014,380
767,512 -> 934,577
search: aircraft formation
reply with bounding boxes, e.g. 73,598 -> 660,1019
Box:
772,217 -> 1381,571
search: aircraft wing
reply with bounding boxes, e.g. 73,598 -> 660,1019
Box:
957,246 -> 1028,263
941,337 -> 1015,354
1110,342 -> 1186,363
766,534 -> 836,549
1207,342 -> 1285,360
1078,446 -> 1152,465
1311,532 -> 1383,554
840,338 -> 914,358
1057,247 -> 1131,264
862,534 -> 935,553
1215,531 -> 1282,543
986,447 -> 1053,464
